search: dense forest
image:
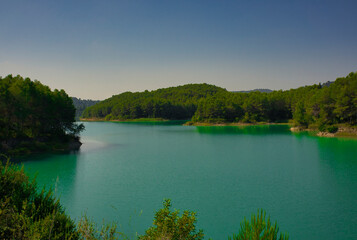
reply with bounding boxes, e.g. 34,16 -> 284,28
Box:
71,97 -> 100,120
82,83 -> 226,120
0,75 -> 84,155
82,72 -> 357,131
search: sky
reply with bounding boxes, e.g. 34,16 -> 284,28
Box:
1,0 -> 357,100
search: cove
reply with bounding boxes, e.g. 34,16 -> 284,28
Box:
21,122 -> 357,239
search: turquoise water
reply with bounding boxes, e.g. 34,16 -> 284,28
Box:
22,122 -> 357,239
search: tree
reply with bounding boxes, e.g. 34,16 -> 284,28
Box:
0,75 -> 84,155
139,199 -> 204,240
229,209 -> 289,240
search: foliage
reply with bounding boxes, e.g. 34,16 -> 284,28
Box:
72,97 -> 100,120
82,84 -> 226,120
0,159 -> 78,239
229,209 -> 288,240
77,214 -> 121,240
0,75 -> 84,155
82,72 -> 357,129
139,199 -> 204,240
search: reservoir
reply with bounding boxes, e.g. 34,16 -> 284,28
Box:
22,122 -> 357,239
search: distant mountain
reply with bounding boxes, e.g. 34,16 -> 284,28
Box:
232,88 -> 273,93
321,81 -> 334,88
232,81 -> 334,93
71,97 -> 100,119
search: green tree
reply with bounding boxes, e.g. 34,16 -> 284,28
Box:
139,199 -> 204,240
0,159 -> 78,239
293,102 -> 308,128
229,209 -> 288,240
0,75 -> 84,155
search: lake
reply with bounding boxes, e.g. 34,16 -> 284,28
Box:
22,122 -> 357,239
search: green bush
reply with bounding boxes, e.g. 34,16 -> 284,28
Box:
0,159 -> 78,239
318,122 -> 327,132
139,199 -> 204,240
229,209 -> 288,240
327,125 -> 338,133
77,214 -> 121,240
318,124 -> 338,133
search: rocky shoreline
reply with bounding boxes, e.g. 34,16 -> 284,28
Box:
184,121 -> 288,126
290,126 -> 357,138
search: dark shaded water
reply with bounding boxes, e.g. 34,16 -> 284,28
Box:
22,122 -> 357,239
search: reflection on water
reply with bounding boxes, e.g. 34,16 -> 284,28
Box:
22,153 -> 79,209
79,140 -> 122,153
195,124 -> 291,135
317,137 -> 357,161
109,120 -> 189,126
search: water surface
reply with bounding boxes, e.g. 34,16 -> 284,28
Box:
22,122 -> 357,239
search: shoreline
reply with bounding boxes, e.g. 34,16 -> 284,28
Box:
80,119 -> 357,139
1,137 -> 82,161
80,118 -> 170,122
290,125 -> 357,138
184,121 -> 289,127
187,122 -> 357,138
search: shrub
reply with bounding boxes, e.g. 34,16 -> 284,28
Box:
139,199 -> 204,240
229,209 -> 288,240
318,123 -> 327,132
0,159 -> 78,240
77,214 -> 120,240
327,125 -> 338,133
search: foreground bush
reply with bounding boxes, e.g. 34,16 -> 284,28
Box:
139,199 -> 204,240
0,159 -> 78,239
77,214 -> 120,240
229,209 -> 289,240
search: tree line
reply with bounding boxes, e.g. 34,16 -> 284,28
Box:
71,97 -> 100,120
82,83 -> 226,120
82,72 -> 357,130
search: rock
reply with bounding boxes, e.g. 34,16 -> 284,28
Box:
317,132 -> 335,137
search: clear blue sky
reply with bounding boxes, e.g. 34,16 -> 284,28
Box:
1,0 -> 357,100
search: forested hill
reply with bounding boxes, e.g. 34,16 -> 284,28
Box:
232,89 -> 273,93
0,75 -> 84,155
82,83 -> 227,120
192,72 -> 357,129
71,97 -> 100,120
82,72 -> 357,131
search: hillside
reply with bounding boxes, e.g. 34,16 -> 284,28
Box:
82,83 -> 227,120
82,73 -> 357,132
71,97 -> 100,120
0,75 -> 84,155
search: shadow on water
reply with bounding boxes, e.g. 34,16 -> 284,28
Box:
10,150 -> 80,164
195,124 -> 292,135
10,141 -> 118,163
21,153 -> 79,205
110,120 -> 188,126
